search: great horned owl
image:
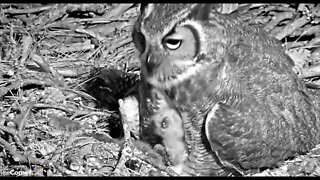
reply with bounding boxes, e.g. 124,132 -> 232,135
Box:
133,4 -> 320,176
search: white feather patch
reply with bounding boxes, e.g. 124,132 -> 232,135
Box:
179,19 -> 207,55
205,103 -> 221,144
147,62 -> 205,89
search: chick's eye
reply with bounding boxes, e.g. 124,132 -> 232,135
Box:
164,38 -> 182,50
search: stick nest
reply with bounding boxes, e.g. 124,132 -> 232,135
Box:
0,3 -> 320,177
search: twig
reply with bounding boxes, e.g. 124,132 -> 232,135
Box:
112,140 -> 132,176
249,4 -> 268,9
75,28 -> 106,42
53,162 -> 86,176
31,53 -> 66,88
42,17 -> 129,30
32,103 -> 78,114
112,99 -> 133,175
290,25 -> 320,37
65,4 -> 108,15
0,79 -> 54,98
0,136 -> 51,166
64,131 -> 87,147
136,154 -> 179,176
13,102 -> 35,136
0,103 -> 33,152
0,125 -> 19,136
62,88 -> 97,102
263,12 -> 294,32
32,103 -> 114,118
284,40 -> 309,49
50,137 -> 97,157
299,63 -> 320,79
20,35 -> 33,66
0,136 -> 27,162
263,5 -> 296,13
275,16 -> 311,40
102,37 -> 132,59
87,45 -> 104,61
2,5 -> 54,14
307,36 -> 320,47
54,40 -> 94,53
48,17 -> 127,26
102,4 -> 134,19
56,67 -> 92,78
31,4 -> 68,27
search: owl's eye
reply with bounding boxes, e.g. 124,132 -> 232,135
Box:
164,38 -> 182,50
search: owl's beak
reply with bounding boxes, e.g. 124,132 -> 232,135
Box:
145,51 -> 161,74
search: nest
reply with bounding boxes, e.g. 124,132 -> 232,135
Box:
0,3 -> 320,176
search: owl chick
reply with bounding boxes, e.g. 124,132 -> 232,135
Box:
139,83 -> 188,170
153,107 -> 187,168
133,4 -> 320,176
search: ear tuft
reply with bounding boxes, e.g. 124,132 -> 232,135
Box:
189,4 -> 214,21
139,3 -> 154,19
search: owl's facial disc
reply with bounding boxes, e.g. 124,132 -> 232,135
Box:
144,22 -> 208,89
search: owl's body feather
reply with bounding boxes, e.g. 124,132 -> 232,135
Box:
133,4 -> 320,176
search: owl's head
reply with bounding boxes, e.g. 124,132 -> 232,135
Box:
132,4 -> 229,89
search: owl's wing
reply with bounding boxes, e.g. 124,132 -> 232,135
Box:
204,101 -> 275,170
205,102 -> 249,169
204,97 -> 317,171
